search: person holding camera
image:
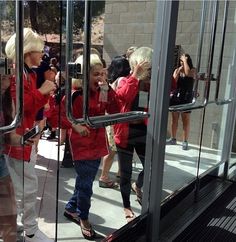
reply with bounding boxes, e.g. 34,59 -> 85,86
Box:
167,53 -> 196,150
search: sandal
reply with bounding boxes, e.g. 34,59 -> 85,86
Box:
64,210 -> 80,225
131,182 -> 142,205
81,224 -> 96,240
99,179 -> 119,189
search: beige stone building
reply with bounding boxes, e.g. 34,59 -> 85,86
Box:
103,0 -> 236,150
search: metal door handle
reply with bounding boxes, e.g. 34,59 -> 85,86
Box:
65,0 -> 85,125
169,0 -> 218,112
214,0 -> 232,105
83,1 -> 149,128
65,0 -> 149,127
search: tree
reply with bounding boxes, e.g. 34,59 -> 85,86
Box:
24,1 -> 105,35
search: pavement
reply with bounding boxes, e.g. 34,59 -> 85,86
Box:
1,134 -> 230,242
34,138 -> 142,241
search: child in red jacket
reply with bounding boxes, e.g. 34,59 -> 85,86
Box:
61,54 -> 119,240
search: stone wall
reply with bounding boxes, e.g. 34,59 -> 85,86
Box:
103,0 -> 156,63
103,0 -> 236,149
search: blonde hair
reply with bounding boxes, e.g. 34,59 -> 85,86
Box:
71,54 -> 103,86
129,47 -> 153,71
72,78 -> 82,89
126,46 -> 138,59
75,53 -> 102,69
129,47 -> 153,80
5,28 -> 44,60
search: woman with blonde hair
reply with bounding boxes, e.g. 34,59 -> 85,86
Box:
61,54 -> 120,240
114,47 -> 153,222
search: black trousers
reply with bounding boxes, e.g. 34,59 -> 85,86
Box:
116,124 -> 147,208
61,134 -> 73,168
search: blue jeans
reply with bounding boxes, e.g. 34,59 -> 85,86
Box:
65,159 -> 101,220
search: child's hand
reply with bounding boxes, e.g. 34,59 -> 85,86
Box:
73,124 -> 90,137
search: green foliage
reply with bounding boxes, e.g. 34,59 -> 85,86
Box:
23,1 -> 105,35
0,1 -> 15,22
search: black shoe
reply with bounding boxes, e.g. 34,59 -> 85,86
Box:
47,131 -> 56,140
61,160 -> 74,168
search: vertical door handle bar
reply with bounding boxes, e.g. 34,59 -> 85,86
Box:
65,0 -> 85,125
215,0 -> 232,105
83,0 -> 149,128
204,0 -> 218,105
83,0 -> 91,125
169,0 -> 208,112
0,1 -> 24,132
169,0 -> 218,112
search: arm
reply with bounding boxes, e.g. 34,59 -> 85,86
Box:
173,66 -> 183,81
60,95 -> 90,136
181,55 -> 195,78
115,61 -> 149,103
10,74 -> 55,113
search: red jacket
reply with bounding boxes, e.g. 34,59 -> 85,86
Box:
4,67 -> 48,161
114,75 -> 145,148
61,88 -> 119,161
44,94 -> 58,128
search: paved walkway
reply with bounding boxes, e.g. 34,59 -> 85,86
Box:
35,139 -> 141,241
10,136 -> 232,242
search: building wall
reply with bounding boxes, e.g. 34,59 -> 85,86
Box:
103,0 -> 236,149
103,0 -> 156,62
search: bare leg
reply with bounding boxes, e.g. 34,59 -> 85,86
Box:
181,112 -> 190,141
100,150 -> 116,180
171,112 -> 180,139
60,128 -> 67,145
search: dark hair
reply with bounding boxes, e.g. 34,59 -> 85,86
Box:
179,53 -> 193,69
101,58 -> 106,68
107,56 -> 130,83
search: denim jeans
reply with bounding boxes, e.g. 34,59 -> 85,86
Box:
65,159 -> 101,220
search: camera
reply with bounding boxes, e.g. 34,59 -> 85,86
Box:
68,62 -> 82,79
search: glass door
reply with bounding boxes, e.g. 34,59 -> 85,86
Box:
162,0 -> 236,202
1,1 -> 235,242
0,1 -> 25,242
58,0 -> 153,241
141,1 -> 236,241
60,0 -> 236,241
